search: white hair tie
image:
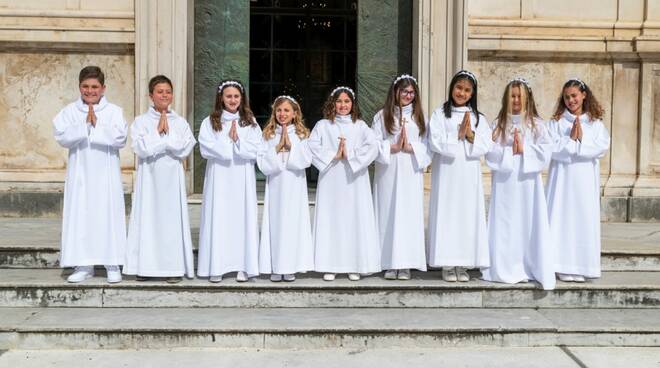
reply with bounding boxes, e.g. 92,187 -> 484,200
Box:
331,86 -> 355,99
218,80 -> 244,93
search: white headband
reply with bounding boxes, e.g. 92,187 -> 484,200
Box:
566,77 -> 586,90
509,77 -> 531,90
331,86 -> 355,99
456,70 -> 477,85
393,74 -> 417,86
218,80 -> 244,93
274,95 -> 299,106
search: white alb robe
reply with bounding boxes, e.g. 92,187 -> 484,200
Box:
308,115 -> 381,273
53,96 -> 127,267
197,111 -> 262,277
483,115 -> 555,290
546,110 -> 610,278
123,107 -> 196,277
372,104 -> 431,271
257,125 -> 314,274
427,105 -> 492,268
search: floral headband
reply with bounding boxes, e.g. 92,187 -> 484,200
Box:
456,70 -> 478,85
509,77 -> 531,90
274,95 -> 299,107
393,74 -> 417,86
218,80 -> 244,93
566,77 -> 587,90
331,86 -> 355,99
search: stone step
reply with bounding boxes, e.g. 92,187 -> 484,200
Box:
0,307 -> 658,349
0,269 -> 658,309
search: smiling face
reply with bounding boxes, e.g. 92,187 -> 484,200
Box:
275,100 -> 296,125
563,86 -> 586,115
79,78 -> 106,105
398,84 -> 416,106
334,92 -> 353,115
451,79 -> 473,107
149,82 -> 173,112
511,86 -> 522,114
222,86 -> 242,113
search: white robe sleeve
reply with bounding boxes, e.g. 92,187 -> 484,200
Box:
287,138 -> 313,171
345,124 -> 378,174
577,121 -> 610,159
428,109 -> 460,158
548,119 -> 577,163
256,139 -> 284,176
486,142 -> 514,173
53,109 -> 88,149
234,123 -> 262,161
131,120 -> 167,159
464,116 -> 493,159
372,114 -> 391,165
88,110 -> 128,149
409,124 -> 432,171
165,121 -> 196,159
198,119 -> 233,161
522,123 -> 553,174
308,123 -> 337,173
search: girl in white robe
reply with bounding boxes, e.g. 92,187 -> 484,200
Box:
257,95 -> 314,282
546,78 -> 610,282
197,80 -> 262,283
124,75 -> 196,283
53,66 -> 127,284
308,86 -> 380,281
483,78 -> 555,290
427,70 -> 492,282
372,74 -> 431,280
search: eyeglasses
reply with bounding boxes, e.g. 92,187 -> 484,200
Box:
400,90 -> 416,97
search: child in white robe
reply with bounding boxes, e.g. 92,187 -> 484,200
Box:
372,74 -> 431,280
124,75 -> 196,283
483,78 -> 555,290
197,80 -> 262,283
257,95 -> 314,282
546,78 -> 610,282
308,86 -> 380,281
53,66 -> 127,284
427,70 -> 492,282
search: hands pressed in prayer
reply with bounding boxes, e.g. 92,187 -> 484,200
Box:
512,128 -> 523,155
86,104 -> 97,127
458,111 -> 474,143
229,120 -> 239,142
335,137 -> 347,160
492,127 -> 500,142
157,110 -> 169,135
570,115 -> 583,142
276,124 -> 290,153
401,123 -> 414,153
391,127 -> 404,154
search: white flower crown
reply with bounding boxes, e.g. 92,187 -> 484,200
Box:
508,77 -> 531,90
456,70 -> 477,85
566,77 -> 586,90
393,74 -> 417,86
274,95 -> 299,106
331,86 -> 355,99
218,80 -> 244,93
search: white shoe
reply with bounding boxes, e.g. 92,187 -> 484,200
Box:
67,266 -> 94,283
323,273 -> 336,281
270,274 -> 283,282
105,265 -> 122,284
283,274 -> 296,282
456,267 -> 470,282
384,269 -> 397,280
442,267 -> 457,282
557,273 -> 574,282
348,273 -> 360,281
397,269 -> 411,280
209,275 -> 222,283
236,271 -> 248,282
572,275 -> 586,283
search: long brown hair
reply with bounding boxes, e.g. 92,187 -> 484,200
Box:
551,79 -> 604,121
209,79 -> 256,131
263,96 -> 310,140
493,79 -> 540,143
382,75 -> 425,136
322,86 -> 361,123
443,70 -> 482,127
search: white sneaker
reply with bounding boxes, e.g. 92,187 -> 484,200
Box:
270,274 -> 283,282
323,273 -> 336,281
209,275 -> 222,283
236,271 -> 248,282
397,269 -> 411,280
105,265 -> 122,284
384,269 -> 397,280
348,273 -> 360,281
573,275 -> 586,283
557,273 -> 574,282
283,274 -> 296,282
456,267 -> 470,282
442,267 -> 457,282
67,266 -> 94,283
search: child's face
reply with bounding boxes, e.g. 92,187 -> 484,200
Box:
79,78 -> 106,105
563,86 -> 586,114
150,83 -> 173,111
398,85 -> 416,106
451,79 -> 473,107
511,86 -> 522,114
222,86 -> 242,113
334,92 -> 352,116
275,100 -> 296,125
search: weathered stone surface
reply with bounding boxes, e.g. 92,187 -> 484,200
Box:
630,196 -> 660,222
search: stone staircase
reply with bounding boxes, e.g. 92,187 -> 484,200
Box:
0,217 -> 659,351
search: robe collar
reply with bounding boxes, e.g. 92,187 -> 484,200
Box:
75,96 -> 108,113
397,103 -> 414,117
221,110 -> 240,123
335,114 -> 353,124
562,109 -> 589,123
148,106 -> 175,119
275,124 -> 296,135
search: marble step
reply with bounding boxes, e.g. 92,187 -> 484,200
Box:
0,307 -> 658,350
0,268 -> 658,309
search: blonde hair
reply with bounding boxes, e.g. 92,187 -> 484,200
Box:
493,80 -> 541,143
262,96 -> 310,140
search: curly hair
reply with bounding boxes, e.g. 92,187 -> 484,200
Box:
551,79 -> 604,121
321,87 -> 361,123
